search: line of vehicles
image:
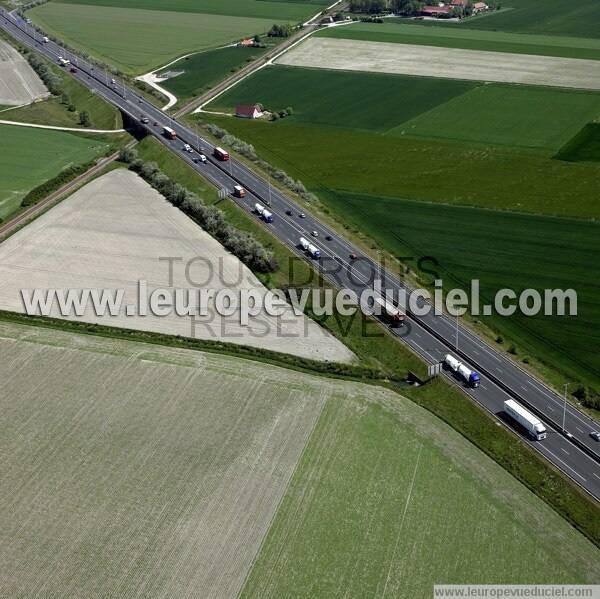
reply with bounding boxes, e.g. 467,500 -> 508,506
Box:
152,114 -> 591,446
9,2 -> 600,498
443,353 -> 548,441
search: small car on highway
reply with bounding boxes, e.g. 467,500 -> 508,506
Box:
350,253 -> 358,260
183,144 -> 193,153
299,212 -> 306,218
591,431 -> 600,441
311,231 -> 318,237
193,154 -> 207,164
140,116 -> 149,124
285,210 -> 292,216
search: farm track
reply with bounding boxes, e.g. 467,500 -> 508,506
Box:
174,2 -> 348,117
174,28 -> 319,117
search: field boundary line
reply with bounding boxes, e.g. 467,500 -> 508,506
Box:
181,4 -> 353,117
0,119 -> 125,133
380,442 -> 423,598
235,386 -> 330,598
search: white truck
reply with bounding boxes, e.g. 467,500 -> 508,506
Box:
42,36 -> 49,43
504,399 -> 547,441
444,354 -> 481,388
299,237 -> 321,259
373,295 -> 405,326
255,203 -> 273,223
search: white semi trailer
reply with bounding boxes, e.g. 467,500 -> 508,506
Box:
299,237 -> 320,259
255,203 -> 273,223
444,354 -> 481,387
504,399 -> 547,441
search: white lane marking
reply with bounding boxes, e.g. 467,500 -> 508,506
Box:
410,340 -> 435,361
480,384 -> 488,390
561,448 -> 570,456
576,426 -> 585,434
538,446 -> 586,481
526,380 -> 593,430
593,473 -> 600,481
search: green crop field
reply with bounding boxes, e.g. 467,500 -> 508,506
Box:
242,395 -> 599,598
158,45 -> 267,106
318,22 -> 600,60
28,3 -> 288,74
209,66 -> 600,150
0,126 -> 109,221
322,190 -> 600,387
52,0 -> 329,21
208,66 -> 477,131
556,122 -> 600,162
392,84 -> 600,150
199,112 -> 600,219
195,110 -> 600,385
453,0 -> 600,38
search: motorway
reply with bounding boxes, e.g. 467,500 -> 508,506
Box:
2,9 -> 600,500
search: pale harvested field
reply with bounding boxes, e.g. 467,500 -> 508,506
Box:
0,169 -> 354,362
276,38 -> 600,90
0,321 -> 332,598
0,39 -> 49,105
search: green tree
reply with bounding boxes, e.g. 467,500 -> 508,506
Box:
79,111 -> 91,127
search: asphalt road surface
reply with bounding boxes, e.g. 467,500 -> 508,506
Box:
2,9 -> 599,500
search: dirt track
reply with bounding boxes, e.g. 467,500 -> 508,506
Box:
0,38 -> 49,105
276,37 -> 600,90
0,169 -> 354,363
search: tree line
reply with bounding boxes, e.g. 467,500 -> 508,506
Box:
24,51 -> 92,126
349,0 -> 424,15
118,149 -> 277,274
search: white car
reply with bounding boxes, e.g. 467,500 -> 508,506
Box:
311,230 -> 319,237
198,154 -> 207,163
183,144 -> 193,153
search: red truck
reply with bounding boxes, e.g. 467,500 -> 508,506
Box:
213,147 -> 229,161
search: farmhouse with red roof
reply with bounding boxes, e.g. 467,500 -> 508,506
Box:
421,4 -> 452,16
235,104 -> 263,119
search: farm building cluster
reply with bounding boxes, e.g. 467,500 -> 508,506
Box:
422,1 -> 489,18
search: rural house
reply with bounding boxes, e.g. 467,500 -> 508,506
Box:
421,4 -> 452,16
235,104 -> 263,119
473,1 -> 489,12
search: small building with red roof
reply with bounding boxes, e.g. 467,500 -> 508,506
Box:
235,105 -> 263,119
421,4 -> 452,16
